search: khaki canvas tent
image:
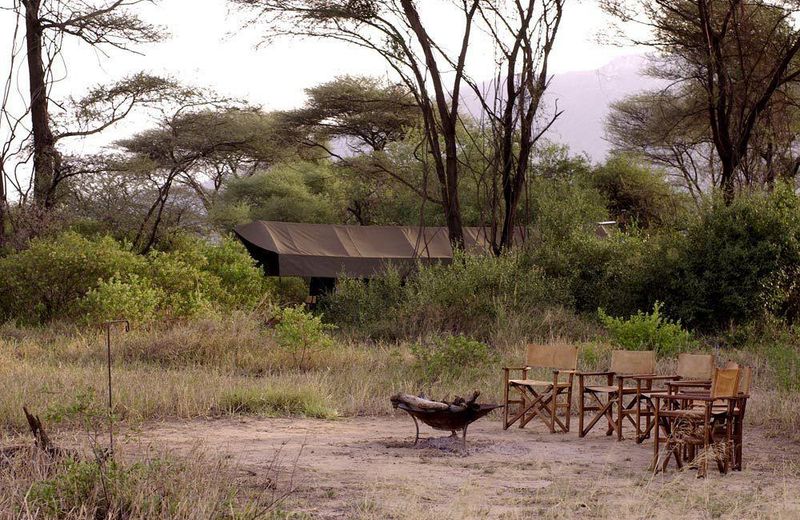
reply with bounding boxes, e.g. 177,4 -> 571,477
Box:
234,221 -> 512,278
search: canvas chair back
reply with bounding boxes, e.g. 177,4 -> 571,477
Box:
676,353 -> 715,380
738,366 -> 752,395
525,343 -> 578,371
609,350 -> 656,375
710,367 -> 740,399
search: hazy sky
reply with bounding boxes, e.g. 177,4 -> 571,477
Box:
1,0 -> 641,108
0,0 -> 644,176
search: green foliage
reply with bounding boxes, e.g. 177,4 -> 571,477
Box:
324,252 -> 572,340
411,334 -> 496,384
321,269 -> 406,338
599,302 -> 693,357
219,386 -> 338,419
406,252 -> 571,333
273,306 -> 336,369
0,232 -> 146,323
211,161 -> 344,228
591,154 -> 689,229
528,147 -> 608,240
80,275 -> 162,324
725,320 -> 800,392
0,232 -> 268,325
666,186 -> 800,330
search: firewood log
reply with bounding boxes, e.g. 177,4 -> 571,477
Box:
390,394 -> 450,411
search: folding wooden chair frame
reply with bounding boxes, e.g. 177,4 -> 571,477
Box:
652,367 -> 740,478
577,350 -> 657,441
503,344 -> 577,433
632,353 -> 716,444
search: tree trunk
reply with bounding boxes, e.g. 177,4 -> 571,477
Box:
24,0 -> 59,208
721,158 -> 736,204
0,171 -> 6,244
444,137 -> 464,249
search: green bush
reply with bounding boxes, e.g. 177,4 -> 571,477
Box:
80,275 -> 162,324
324,251 -> 572,340
0,232 -> 269,325
273,305 -> 336,369
599,302 -> 693,357
0,232 -> 146,323
591,154 -> 689,229
665,186 -> 800,330
321,268 -> 406,338
533,229 -> 682,318
411,334 -> 496,384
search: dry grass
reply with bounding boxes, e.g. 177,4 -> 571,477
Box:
2,316 -> 799,440
3,314 -> 800,519
0,444 -> 293,519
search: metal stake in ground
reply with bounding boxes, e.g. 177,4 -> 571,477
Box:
102,320 -> 129,457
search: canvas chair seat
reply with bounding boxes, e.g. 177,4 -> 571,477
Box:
509,379 -> 572,388
585,385 -> 638,394
690,403 -> 742,415
663,408 -> 706,419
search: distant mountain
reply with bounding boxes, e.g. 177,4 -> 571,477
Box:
463,54 -> 665,162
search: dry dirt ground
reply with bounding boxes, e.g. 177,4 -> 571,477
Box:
126,414 -> 800,520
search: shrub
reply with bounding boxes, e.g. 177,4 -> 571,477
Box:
665,186 -> 800,330
403,252 -> 571,337
533,229 -> 682,318
0,232 -> 269,325
0,233 -> 145,323
80,274 -> 163,324
598,302 -> 693,357
591,154 -> 689,229
322,269 -> 406,338
273,306 -> 336,370
411,334 -> 497,384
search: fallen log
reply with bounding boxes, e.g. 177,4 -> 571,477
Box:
390,390 -> 482,414
390,394 -> 450,411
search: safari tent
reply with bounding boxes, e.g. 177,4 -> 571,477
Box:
234,221 -> 511,279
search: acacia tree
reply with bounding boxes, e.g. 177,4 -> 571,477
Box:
110,102 -> 309,252
232,0 -> 483,247
283,75 -> 419,154
464,0 -> 564,253
603,0 -> 800,202
282,75 -> 427,225
16,0 -> 163,207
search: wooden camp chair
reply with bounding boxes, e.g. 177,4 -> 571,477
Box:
577,350 -> 656,440
503,344 -> 577,433
686,365 -> 751,471
732,366 -> 752,470
631,353 -> 715,443
653,366 -> 740,477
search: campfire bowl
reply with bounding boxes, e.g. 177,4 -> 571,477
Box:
395,403 -> 503,450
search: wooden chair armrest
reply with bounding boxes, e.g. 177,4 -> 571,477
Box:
576,371 -> 614,377
666,380 -> 711,388
504,366 -> 528,371
553,369 -> 576,375
616,373 -> 659,381
653,394 -> 735,403
628,374 -> 680,381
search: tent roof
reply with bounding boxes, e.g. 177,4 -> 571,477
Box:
234,221 -> 503,278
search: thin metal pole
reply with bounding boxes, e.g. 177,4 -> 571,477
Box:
106,324 -> 113,455
102,320 -> 129,458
